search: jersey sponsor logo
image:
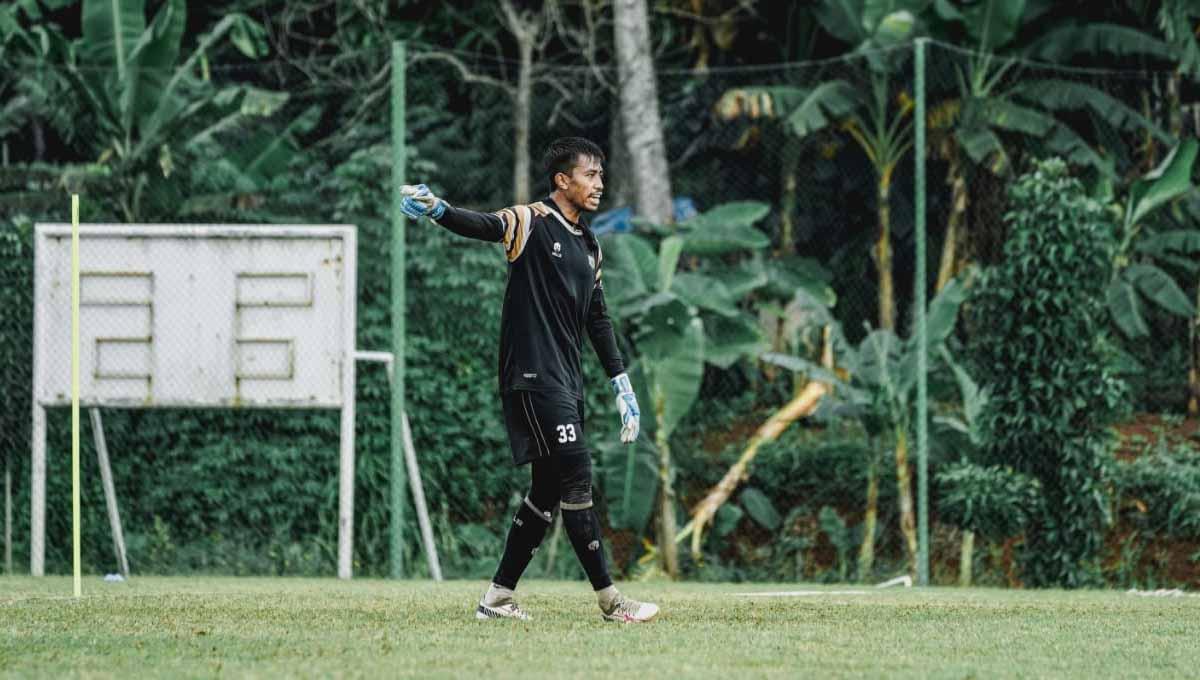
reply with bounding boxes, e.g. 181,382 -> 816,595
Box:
523,372 -> 538,379
552,242 -> 563,258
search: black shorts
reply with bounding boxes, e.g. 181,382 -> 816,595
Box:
502,389 -> 587,465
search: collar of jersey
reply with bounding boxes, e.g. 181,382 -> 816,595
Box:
540,196 -> 585,236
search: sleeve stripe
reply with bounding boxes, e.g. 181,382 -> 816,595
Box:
492,205 -> 536,263
507,206 -> 534,262
497,208 -> 518,253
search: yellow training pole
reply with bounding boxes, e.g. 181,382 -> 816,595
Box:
71,194 -> 81,598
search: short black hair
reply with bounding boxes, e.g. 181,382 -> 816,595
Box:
543,137 -> 605,193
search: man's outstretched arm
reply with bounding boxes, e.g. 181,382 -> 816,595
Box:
401,184 -> 539,262
400,184 -> 504,242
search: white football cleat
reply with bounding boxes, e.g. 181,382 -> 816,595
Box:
476,599 -> 531,621
601,594 -> 659,623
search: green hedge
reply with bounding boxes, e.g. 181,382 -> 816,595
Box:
966,159 -> 1127,588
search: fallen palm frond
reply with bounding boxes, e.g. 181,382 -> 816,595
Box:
676,327 -> 834,559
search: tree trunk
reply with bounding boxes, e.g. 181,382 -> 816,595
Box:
614,0 -> 674,224
513,36 -> 533,204
32,118 -> 45,162
779,135 -> 801,255
874,166 -> 896,330
4,457 -> 11,575
655,423 -> 679,578
1180,79 -> 1196,417
959,529 -> 975,587
857,456 -> 878,580
1000,535 -> 1020,588
608,104 -> 636,209
936,147 -> 968,292
1190,278 -> 1199,416
969,170 -> 1008,266
894,427 -> 918,576
1169,73 -> 1183,139
1140,88 -> 1158,174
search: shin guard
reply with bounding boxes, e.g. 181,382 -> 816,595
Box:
562,506 -> 614,591
492,497 -> 555,590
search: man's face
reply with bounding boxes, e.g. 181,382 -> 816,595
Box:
557,154 -> 604,212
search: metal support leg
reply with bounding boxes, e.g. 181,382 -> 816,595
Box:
90,408 -> 130,578
31,404 -> 45,576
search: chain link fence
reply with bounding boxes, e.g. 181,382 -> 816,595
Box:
2,39 -> 1197,586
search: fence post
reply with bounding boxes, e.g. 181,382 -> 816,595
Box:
71,194 -> 81,598
391,40 -> 409,579
914,37 -> 930,587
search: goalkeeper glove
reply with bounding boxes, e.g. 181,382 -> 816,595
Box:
610,373 -> 640,444
400,184 -> 446,220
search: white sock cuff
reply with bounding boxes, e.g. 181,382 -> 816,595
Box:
596,585 -> 619,610
485,583 -> 515,605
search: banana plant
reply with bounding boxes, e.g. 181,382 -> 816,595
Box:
928,345 -> 1039,587
714,1 -> 923,330
0,1 -> 76,156
598,200 -> 820,577
1102,138 -> 1200,414
713,81 -> 860,255
815,1 -> 926,331
1107,139 -> 1200,339
763,277 -> 968,578
61,0 -> 270,220
925,0 -> 1175,287
1157,0 -> 1200,78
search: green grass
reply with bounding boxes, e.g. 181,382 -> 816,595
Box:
2,577 -> 1198,678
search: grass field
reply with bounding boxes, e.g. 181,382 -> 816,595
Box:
3,577 -> 1198,678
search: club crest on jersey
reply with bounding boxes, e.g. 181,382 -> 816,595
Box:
552,242 -> 563,258
588,255 -> 596,269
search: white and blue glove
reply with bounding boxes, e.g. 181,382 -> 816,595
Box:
400,184 -> 446,220
610,372 -> 640,443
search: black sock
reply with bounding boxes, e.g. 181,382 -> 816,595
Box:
562,507 -> 613,591
492,500 -> 553,589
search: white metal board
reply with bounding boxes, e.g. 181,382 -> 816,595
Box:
33,224 -> 357,408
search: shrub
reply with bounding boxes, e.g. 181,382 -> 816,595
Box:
966,158 -> 1126,587
936,461 -> 1042,542
1113,442 -> 1200,539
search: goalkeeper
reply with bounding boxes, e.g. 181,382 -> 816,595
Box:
401,137 -> 658,623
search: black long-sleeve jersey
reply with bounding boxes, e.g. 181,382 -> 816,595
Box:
434,196 -> 625,398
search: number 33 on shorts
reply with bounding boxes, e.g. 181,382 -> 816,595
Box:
555,424 -> 577,443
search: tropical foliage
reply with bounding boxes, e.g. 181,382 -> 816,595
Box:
597,201 -> 779,577
0,1 -> 1197,587
763,276 -> 968,578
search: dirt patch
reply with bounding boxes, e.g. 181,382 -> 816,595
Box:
1108,413 -> 1200,588
700,410 -> 772,455
1113,413 -> 1200,461
1103,529 -> 1200,590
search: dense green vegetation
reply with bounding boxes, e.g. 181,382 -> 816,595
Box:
967,159 -> 1126,587
2,1 -> 1200,586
